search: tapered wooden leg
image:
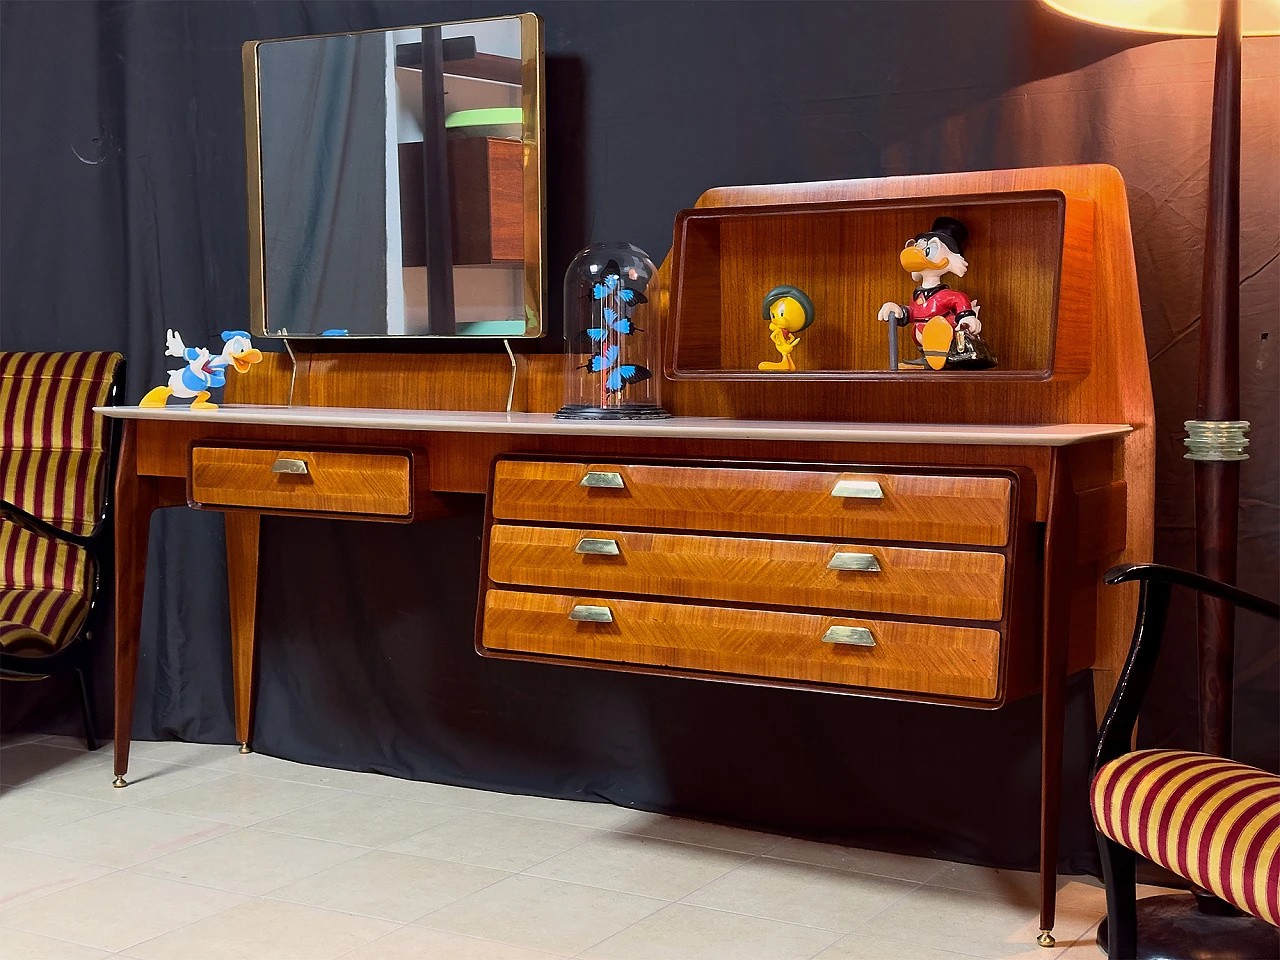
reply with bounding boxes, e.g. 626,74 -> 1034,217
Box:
113,421 -> 159,787
1098,834 -> 1137,959
225,511 -> 261,753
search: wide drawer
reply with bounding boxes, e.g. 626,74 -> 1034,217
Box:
487,525 -> 1006,620
190,446 -> 411,517
481,590 -> 1002,701
491,460 -> 1012,546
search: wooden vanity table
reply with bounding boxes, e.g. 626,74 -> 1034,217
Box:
99,162 -> 1153,947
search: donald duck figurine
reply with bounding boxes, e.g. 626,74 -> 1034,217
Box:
877,216 -> 996,371
139,329 -> 263,409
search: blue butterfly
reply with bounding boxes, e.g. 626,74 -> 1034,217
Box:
582,344 -> 619,372
592,273 -> 620,300
577,308 -> 641,345
606,364 -> 653,393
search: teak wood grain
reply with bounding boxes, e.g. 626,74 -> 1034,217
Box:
225,511 -> 260,750
189,446 -> 411,517
481,589 -> 1003,701
491,459 -> 1013,547
447,137 -> 524,264
487,524 -> 1007,621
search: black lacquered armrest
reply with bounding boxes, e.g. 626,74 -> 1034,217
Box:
1105,562 -> 1279,619
0,499 -> 96,550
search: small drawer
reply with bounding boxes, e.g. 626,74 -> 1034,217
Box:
491,460 -> 1012,546
481,590 -> 1002,701
190,446 -> 411,517
487,525 -> 1006,620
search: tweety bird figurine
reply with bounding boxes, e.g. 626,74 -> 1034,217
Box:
758,285 -> 815,371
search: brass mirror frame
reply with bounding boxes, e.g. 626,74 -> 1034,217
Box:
241,13 -> 545,340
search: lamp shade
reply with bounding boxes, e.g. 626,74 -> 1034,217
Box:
1042,0 -> 1279,35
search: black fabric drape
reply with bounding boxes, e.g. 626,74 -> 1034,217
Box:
2,1 -> 1276,879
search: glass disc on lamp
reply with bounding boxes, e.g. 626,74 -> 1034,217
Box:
556,242 -> 671,420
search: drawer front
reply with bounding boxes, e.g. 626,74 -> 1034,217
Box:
482,590 -> 1002,701
487,525 -> 1006,620
190,446 -> 411,517
492,460 -> 1012,546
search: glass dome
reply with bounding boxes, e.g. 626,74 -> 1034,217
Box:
556,242 -> 670,420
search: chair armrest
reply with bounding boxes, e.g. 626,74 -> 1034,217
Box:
0,499 -> 96,550
1105,563 -> 1279,619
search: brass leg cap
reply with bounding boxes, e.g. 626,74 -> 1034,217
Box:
112,776 -> 128,789
238,743 -> 252,754
1036,931 -> 1056,948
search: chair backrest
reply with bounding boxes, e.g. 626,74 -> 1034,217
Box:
0,352 -> 124,537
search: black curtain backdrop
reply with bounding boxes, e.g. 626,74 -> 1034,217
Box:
2,1 -> 1276,879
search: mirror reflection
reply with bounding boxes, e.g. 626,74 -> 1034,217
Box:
252,14 -> 541,338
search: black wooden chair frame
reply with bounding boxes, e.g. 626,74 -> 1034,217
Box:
0,360 -> 126,750
1093,562 -> 1280,959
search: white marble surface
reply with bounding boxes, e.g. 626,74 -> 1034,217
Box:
95,404 -> 1131,447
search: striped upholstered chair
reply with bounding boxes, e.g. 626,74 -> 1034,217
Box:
0,351 -> 125,749
1092,563 -> 1280,959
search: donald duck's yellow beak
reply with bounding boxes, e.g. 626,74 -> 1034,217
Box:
900,246 -> 949,274
230,349 -> 263,374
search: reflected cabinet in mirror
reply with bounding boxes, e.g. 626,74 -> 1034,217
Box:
243,14 -> 544,339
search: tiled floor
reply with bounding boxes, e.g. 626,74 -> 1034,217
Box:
0,734 -> 1128,960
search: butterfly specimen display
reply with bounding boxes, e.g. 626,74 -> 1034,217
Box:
557,243 -> 670,420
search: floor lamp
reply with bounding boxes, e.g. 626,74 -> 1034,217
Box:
1043,1 -> 1276,955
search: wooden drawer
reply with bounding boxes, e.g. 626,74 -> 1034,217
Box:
481,590 -> 1002,701
487,525 -> 1006,620
190,446 -> 411,517
491,460 -> 1012,546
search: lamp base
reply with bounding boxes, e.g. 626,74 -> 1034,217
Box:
1097,894 -> 1279,959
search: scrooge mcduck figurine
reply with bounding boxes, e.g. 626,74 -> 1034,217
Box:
758,285 -> 816,371
877,217 -> 996,371
139,329 -> 263,410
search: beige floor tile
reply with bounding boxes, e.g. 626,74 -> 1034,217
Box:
617,814 -> 784,855
203,750 -> 378,789
581,901 -> 842,960
132,826 -> 365,895
0,733 -> 50,746
766,838 -> 950,882
269,849 -> 507,922
1055,920 -> 1105,958
0,788 -> 117,844
527,831 -> 749,900
489,793 -> 657,830
420,874 -> 664,956
338,924 -> 567,959
256,792 -> 463,847
5,804 -> 232,867
684,857 -> 917,933
128,739 -> 239,767
140,772 -> 340,825
386,810 -> 598,872
348,773 -> 509,809
0,848 -> 113,909
814,934 -> 979,958
0,743 -> 108,788
856,883 -> 1105,959
0,870 -> 244,953
123,898 -> 396,960
38,757 -> 230,805
0,925 -> 115,959
27,735 -> 101,752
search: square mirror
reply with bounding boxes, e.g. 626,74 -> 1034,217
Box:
243,13 -> 544,339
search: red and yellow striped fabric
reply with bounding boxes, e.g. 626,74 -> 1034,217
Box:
1092,749 -> 1280,926
1,351 -> 120,654
1,351 -> 122,537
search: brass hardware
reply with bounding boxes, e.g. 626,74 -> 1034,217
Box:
1184,420 -> 1250,462
580,471 -> 625,489
575,538 -> 620,556
112,776 -> 128,789
238,743 -> 253,755
1036,931 -> 1056,948
831,479 -> 884,499
828,552 -> 882,572
822,625 -> 876,646
569,604 -> 614,623
271,457 -> 309,475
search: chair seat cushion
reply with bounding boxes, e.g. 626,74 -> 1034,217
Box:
1092,749 -> 1280,926
0,587 -> 91,656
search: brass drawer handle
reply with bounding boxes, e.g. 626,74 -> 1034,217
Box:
831,479 -> 883,499
569,604 -> 614,623
822,625 -> 876,646
581,471 -> 625,489
575,538 -> 620,556
271,457 -> 309,475
828,552 -> 882,572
